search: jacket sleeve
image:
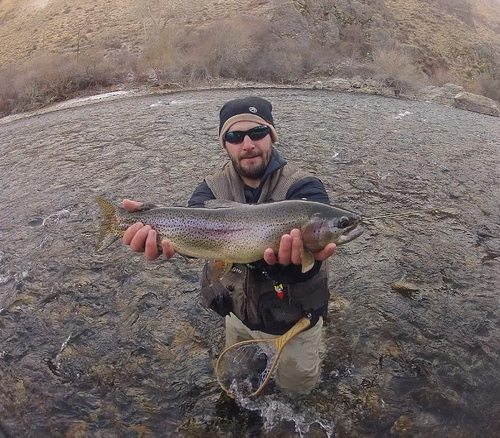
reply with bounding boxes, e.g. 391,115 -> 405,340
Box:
286,176 -> 330,204
188,180 -> 216,207
260,176 -> 330,284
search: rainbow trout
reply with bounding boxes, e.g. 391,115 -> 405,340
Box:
97,198 -> 363,273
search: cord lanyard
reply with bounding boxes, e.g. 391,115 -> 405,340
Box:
252,264 -> 285,300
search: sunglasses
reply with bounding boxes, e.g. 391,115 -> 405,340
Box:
224,125 -> 270,144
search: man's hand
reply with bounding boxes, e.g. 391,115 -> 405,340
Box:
122,199 -> 175,261
263,228 -> 336,266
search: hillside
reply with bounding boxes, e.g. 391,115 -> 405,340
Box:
385,0 -> 500,77
1,0 -> 499,73
0,0 -> 273,62
0,0 -> 499,115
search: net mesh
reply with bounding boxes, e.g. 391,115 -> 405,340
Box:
216,340 -> 279,398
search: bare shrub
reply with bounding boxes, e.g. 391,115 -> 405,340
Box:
329,61 -> 376,80
177,16 -> 330,84
370,48 -> 429,91
113,49 -> 140,74
0,66 -> 18,116
429,68 -> 459,86
245,38 -> 306,83
181,16 -> 267,81
139,13 -> 357,85
138,25 -> 185,84
139,17 -> 275,84
0,50 -> 133,115
337,23 -> 366,58
8,53 -> 80,110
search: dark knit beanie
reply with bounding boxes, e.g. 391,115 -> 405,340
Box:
218,96 -> 279,147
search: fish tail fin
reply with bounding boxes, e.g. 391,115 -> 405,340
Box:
96,197 -> 119,251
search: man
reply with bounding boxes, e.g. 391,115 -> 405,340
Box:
123,96 -> 336,394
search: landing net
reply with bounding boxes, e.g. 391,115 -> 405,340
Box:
215,340 -> 279,399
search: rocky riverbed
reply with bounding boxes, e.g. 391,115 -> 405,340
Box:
1,88 -> 499,437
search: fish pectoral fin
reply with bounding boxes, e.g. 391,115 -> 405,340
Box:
300,249 -> 315,273
212,261 -> 233,281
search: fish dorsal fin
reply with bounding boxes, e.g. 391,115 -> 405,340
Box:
204,200 -> 251,209
135,202 -> 160,212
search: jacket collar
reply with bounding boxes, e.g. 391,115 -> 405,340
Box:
259,147 -> 287,184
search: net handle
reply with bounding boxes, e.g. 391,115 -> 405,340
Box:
273,317 -> 311,350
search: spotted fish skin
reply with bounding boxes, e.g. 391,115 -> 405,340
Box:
96,197 -> 363,271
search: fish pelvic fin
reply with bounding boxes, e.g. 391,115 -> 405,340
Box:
96,197 -> 120,251
300,249 -> 315,273
212,261 -> 233,282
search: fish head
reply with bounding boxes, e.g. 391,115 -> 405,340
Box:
302,208 -> 364,251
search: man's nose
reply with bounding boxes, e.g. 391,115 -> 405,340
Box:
241,134 -> 255,150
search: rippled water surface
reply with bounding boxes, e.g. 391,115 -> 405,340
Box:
1,89 -> 499,437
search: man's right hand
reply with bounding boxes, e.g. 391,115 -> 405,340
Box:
122,199 -> 175,261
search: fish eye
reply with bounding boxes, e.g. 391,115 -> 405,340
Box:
339,216 -> 351,229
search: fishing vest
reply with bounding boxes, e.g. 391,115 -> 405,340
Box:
200,160 -> 330,335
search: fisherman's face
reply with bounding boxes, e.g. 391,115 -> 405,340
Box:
224,121 -> 273,184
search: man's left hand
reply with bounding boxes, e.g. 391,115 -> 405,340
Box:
263,228 -> 336,266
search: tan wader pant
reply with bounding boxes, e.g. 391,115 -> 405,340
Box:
225,313 -> 323,394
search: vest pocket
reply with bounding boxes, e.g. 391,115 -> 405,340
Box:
200,262 -> 233,316
200,262 -> 247,318
200,281 -> 233,317
258,289 -> 302,331
288,271 -> 329,313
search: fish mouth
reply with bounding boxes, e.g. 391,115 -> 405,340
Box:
336,223 -> 364,245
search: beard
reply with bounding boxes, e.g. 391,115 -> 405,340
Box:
230,152 -> 269,180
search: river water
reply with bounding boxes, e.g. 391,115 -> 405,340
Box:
1,88 -> 499,437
